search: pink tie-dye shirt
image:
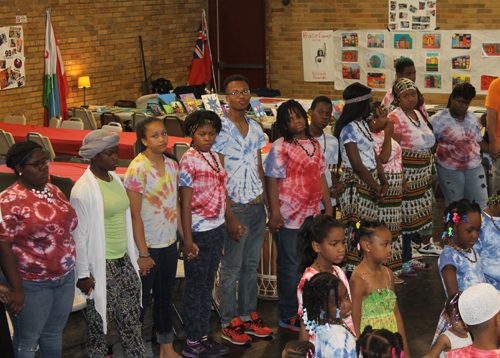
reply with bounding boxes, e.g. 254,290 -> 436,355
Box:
265,137 -> 326,229
372,131 -> 402,173
179,148 -> 228,232
390,107 -> 435,152
447,346 -> 500,358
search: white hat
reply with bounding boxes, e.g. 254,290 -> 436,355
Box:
459,283 -> 500,326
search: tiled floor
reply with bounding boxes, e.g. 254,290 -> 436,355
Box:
61,198 -> 448,358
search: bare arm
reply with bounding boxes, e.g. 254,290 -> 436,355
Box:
375,152 -> 389,202
392,132 -> 402,144
441,265 -> 459,298
299,320 -> 310,341
378,122 -> 395,164
422,334 -> 451,358
179,186 -> 199,260
265,176 -> 285,233
486,107 -> 499,160
257,150 -> 269,208
0,241 -> 24,315
320,174 -> 333,215
349,274 -> 367,337
127,189 -> 155,275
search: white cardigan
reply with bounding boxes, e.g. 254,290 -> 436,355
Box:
70,168 -> 140,334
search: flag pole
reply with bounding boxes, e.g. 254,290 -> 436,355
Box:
204,10 -> 218,93
47,8 -> 55,120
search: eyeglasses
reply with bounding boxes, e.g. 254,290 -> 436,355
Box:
24,158 -> 50,170
228,89 -> 251,97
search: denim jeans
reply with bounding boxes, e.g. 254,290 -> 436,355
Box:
183,225 -> 224,341
219,201 -> 266,326
437,163 -> 488,209
139,244 -> 178,344
273,227 -> 301,321
5,269 -> 75,358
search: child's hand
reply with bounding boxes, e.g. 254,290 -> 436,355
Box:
138,256 -> 156,276
76,274 -> 96,296
402,179 -> 409,195
0,283 -> 11,303
183,242 -> 200,262
268,213 -> 285,234
384,120 -> 395,137
225,216 -> 247,243
7,287 -> 24,316
330,182 -> 343,199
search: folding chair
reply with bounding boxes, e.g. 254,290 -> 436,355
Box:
0,129 -> 15,156
102,122 -> 123,132
3,114 -> 26,125
25,132 -> 56,162
60,117 -> 84,130
72,107 -> 97,130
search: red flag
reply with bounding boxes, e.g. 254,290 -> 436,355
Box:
187,10 -> 212,86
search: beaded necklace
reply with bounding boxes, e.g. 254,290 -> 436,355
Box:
193,146 -> 221,173
293,136 -> 317,158
448,242 -> 478,263
403,109 -> 421,128
354,120 -> 374,142
327,319 -> 357,338
314,260 -> 339,277
488,206 -> 500,231
370,121 -> 388,134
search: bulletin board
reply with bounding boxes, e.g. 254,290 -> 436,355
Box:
0,25 -> 26,90
333,29 -> 500,95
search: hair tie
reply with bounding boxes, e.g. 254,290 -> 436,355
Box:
452,213 -> 460,224
189,119 -> 215,137
356,222 -> 361,229
463,215 -> 467,223
392,348 -> 396,357
344,92 -> 373,105
306,349 -> 315,358
357,243 -> 361,251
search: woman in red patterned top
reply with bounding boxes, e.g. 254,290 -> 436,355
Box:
0,141 -> 78,358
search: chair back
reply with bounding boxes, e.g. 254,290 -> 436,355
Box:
49,116 -> 62,128
102,122 -> 123,132
136,94 -> 159,109
114,100 -> 137,108
131,112 -> 149,131
100,112 -> 124,128
60,117 -> 84,130
72,107 -> 97,130
172,142 -> 190,160
25,132 -> 56,161
50,174 -> 74,200
3,114 -> 26,125
164,116 -> 185,137
0,172 -> 17,193
0,129 -> 15,156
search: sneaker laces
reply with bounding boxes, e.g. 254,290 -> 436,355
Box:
228,323 -> 247,335
249,317 -> 265,328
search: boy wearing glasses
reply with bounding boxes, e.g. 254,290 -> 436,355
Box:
212,75 -> 273,345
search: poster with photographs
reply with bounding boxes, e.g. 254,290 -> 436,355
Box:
389,0 -> 436,31
0,26 -> 25,90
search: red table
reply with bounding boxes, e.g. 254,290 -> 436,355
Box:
0,163 -> 128,183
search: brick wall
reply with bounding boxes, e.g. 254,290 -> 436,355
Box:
0,0 -> 207,125
266,0 -> 500,106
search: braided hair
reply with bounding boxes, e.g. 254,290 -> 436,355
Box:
445,293 -> 463,328
276,99 -> 310,142
442,199 -> 481,241
5,141 -> 43,174
303,272 -> 341,324
352,219 -> 387,258
297,215 -> 344,273
356,325 -> 404,358
487,188 -> 500,207
282,340 -> 315,358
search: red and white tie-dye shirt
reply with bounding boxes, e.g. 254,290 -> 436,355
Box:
0,183 -> 77,281
372,131 -> 403,174
265,137 -> 326,229
179,148 -> 228,232
389,107 -> 435,152
447,346 -> 500,358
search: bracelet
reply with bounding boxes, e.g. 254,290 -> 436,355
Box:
139,253 -> 151,258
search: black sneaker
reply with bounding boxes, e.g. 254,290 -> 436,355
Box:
182,340 -> 220,358
202,336 -> 230,356
278,317 -> 301,332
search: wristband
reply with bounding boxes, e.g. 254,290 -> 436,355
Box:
139,253 -> 151,258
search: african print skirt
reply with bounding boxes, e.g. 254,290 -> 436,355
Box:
379,172 -> 403,275
339,168 -> 378,272
401,149 -> 433,234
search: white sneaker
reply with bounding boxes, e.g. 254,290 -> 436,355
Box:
418,240 -> 443,256
412,248 -> 423,260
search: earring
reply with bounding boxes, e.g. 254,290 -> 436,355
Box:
19,172 -> 22,176
366,249 -> 370,252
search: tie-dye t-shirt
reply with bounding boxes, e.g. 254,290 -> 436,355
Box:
438,245 -> 486,297
474,212 -> 500,290
372,131 -> 402,174
0,183 -> 77,281
317,132 -> 339,209
212,115 -> 266,204
447,346 -> 500,358
265,137 -> 326,229
383,88 -> 428,117
340,120 -> 377,170
390,107 -> 435,152
430,109 -> 483,171
312,324 -> 357,358
179,148 -> 228,232
124,152 -> 179,248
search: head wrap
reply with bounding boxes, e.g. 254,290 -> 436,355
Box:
79,130 -> 120,159
189,119 -> 215,137
487,189 -> 500,207
343,92 -> 373,105
371,103 -> 388,118
393,77 -> 417,98
459,283 -> 500,325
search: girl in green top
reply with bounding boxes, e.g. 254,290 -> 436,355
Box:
349,219 -> 411,358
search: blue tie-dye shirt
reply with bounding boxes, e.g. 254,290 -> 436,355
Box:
313,324 -> 357,358
475,212 -> 500,290
212,115 -> 267,204
340,120 -> 377,170
438,245 -> 486,297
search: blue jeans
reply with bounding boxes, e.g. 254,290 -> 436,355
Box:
183,225 -> 224,341
437,163 -> 488,209
139,244 -> 178,344
5,270 -> 75,358
273,227 -> 300,321
219,201 -> 266,326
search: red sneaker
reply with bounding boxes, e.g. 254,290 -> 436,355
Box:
221,317 -> 252,345
243,312 -> 274,338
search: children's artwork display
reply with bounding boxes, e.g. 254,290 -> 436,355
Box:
0,26 -> 25,90
388,0 -> 436,31
302,30 -> 335,82
180,93 -> 203,114
331,100 -> 344,121
250,99 -> 268,121
201,94 -> 223,116
333,29 -> 500,94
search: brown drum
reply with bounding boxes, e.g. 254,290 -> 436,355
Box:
257,229 -> 279,300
